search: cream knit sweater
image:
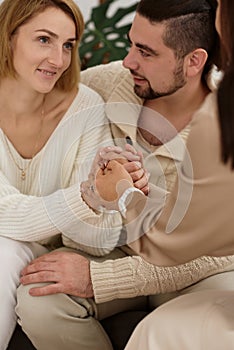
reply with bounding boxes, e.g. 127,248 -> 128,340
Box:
0,84 -> 122,256
81,61 -> 234,304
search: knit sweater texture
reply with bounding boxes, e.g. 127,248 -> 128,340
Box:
81,61 -> 234,304
0,84 -> 122,256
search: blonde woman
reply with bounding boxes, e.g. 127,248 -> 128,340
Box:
0,0 -> 144,348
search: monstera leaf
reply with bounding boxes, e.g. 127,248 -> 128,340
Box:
79,0 -> 137,69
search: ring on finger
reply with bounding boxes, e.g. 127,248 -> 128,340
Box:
90,185 -> 95,192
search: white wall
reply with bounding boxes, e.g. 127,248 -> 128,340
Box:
75,0 -> 98,21
0,0 -> 136,22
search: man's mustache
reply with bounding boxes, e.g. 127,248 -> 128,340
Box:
130,70 -> 146,80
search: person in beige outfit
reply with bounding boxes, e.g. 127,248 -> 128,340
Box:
95,0 -> 234,348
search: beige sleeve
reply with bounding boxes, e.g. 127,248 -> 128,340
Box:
91,254 -> 234,303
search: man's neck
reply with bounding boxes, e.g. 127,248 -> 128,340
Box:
139,82 -> 210,146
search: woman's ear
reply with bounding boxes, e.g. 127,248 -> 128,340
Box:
185,49 -> 208,77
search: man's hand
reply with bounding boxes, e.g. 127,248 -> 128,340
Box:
20,251 -> 94,298
123,145 -> 149,195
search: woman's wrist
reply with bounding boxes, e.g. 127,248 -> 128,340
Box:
118,187 -> 143,218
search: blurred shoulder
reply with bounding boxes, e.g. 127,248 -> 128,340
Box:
78,83 -> 104,105
80,61 -> 130,101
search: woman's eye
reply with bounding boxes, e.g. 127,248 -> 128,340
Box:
64,42 -> 74,50
39,36 -> 49,44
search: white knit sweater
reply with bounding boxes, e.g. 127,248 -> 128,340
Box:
0,84 -> 122,256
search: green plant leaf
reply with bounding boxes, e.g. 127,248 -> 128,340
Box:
79,0 -> 137,69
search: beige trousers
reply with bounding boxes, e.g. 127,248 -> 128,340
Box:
16,248 -> 234,350
125,289 -> 234,350
16,248 -> 147,350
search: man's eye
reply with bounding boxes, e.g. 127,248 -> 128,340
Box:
139,49 -> 150,57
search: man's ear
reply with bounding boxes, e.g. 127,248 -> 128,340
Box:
185,49 -> 208,77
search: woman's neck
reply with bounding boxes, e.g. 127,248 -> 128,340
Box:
0,79 -> 78,159
0,78 -> 46,119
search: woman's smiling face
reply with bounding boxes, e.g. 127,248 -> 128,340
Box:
11,6 -> 77,93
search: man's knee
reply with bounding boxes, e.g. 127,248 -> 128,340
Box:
16,283 -> 92,330
16,283 -> 54,334
16,284 -> 113,350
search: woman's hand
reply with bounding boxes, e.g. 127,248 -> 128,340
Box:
98,145 -> 149,194
81,144 -> 149,211
81,146 -> 130,211
95,159 -> 134,205
81,158 -> 134,211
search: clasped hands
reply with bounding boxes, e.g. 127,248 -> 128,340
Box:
81,144 -> 149,211
20,144 -> 149,299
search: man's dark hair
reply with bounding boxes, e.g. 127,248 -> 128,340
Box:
136,0 -> 220,80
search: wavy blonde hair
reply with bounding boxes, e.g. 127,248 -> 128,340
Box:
0,0 -> 84,91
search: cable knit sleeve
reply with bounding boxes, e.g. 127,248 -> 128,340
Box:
91,254 -> 234,303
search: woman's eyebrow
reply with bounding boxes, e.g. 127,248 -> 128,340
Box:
35,29 -> 76,41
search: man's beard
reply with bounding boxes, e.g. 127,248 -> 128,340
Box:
133,61 -> 186,100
